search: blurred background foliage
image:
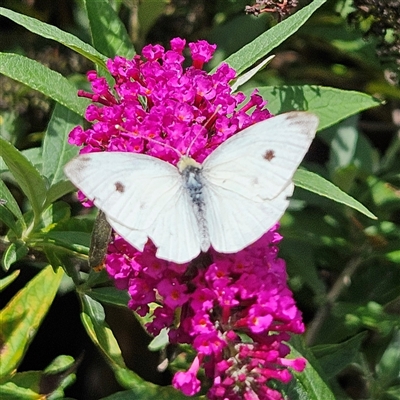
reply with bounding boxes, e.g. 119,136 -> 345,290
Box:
1,1 -> 399,399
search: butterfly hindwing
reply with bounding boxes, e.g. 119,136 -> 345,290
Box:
203,180 -> 294,253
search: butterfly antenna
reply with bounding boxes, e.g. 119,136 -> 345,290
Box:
185,105 -> 221,156
115,124 -> 182,158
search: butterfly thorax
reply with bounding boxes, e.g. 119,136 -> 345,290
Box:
178,156 -> 203,206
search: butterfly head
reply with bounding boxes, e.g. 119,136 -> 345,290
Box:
177,155 -> 202,173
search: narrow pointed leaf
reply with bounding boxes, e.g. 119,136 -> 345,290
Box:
34,201 -> 71,233
1,241 -> 28,271
294,169 -> 376,219
0,178 -> 23,220
0,53 -> 89,116
88,287 -> 130,307
36,231 -> 91,255
79,294 -> 140,387
20,148 -> 43,172
84,0 -> 135,59
81,296 -> 188,398
42,103 -> 82,186
0,7 -> 108,66
0,382 -> 40,399
0,205 -> 19,235
0,137 -> 47,220
215,0 -> 327,75
284,337 -> 336,400
256,85 -> 381,130
101,386 -> 190,400
44,180 -> 76,207
312,332 -> 367,379
0,265 -> 64,378
0,270 -> 20,292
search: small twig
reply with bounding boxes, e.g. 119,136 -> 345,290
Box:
305,250 -> 367,346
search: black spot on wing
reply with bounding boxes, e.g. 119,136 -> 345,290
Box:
263,149 -> 275,161
115,182 -> 125,193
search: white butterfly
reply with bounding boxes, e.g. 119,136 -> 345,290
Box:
64,112 -> 318,264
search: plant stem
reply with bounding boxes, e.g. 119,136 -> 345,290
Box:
305,252 -> 365,346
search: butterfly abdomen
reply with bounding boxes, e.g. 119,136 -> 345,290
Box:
180,160 -> 210,253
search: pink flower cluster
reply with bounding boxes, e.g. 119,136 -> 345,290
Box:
69,38 -> 270,164
69,38 -> 306,399
107,226 -> 306,399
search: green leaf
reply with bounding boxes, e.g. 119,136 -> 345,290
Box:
83,269 -> 111,289
148,328 -> 170,352
44,354 -> 76,374
101,386 -> 190,400
41,355 -> 79,396
137,0 -> 166,40
0,110 -> 23,145
0,270 -> 20,292
0,381 -> 40,399
1,241 -> 28,272
20,148 -> 43,173
42,103 -> 82,186
0,179 -> 23,220
35,231 -> 91,255
0,265 -> 64,378
312,332 -> 367,379
0,53 -> 89,116
216,0 -> 327,75
34,201 -> 71,233
385,386 -> 400,400
376,329 -> 400,387
0,7 -> 108,66
1,372 -> 43,398
44,247 -> 82,285
0,138 -> 47,221
280,238 -> 325,296
319,115 -> 378,180
0,355 -> 77,399
88,287 -> 130,308
367,176 -> 400,208
79,294 -> 142,388
386,250 -> 400,263
44,180 -> 76,207
294,169 -> 377,219
254,85 -> 381,130
84,0 -> 135,59
0,204 -> 20,236
284,337 -> 336,400
334,301 -> 397,337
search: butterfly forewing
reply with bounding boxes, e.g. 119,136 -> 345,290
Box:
107,188 -> 202,263
202,112 -> 318,201
64,152 -> 202,261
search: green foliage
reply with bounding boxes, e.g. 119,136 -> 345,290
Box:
0,7 -> 108,66
0,266 -> 64,378
83,0 -> 135,59
0,0 -> 399,399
